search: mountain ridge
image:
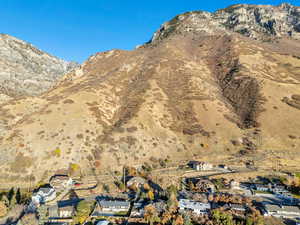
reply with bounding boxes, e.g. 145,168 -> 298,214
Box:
0,3 -> 299,187
150,2 -> 300,43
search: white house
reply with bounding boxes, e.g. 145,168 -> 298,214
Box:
179,199 -> 211,215
32,187 -> 56,205
127,177 -> 147,188
230,180 -> 240,190
255,184 -> 270,192
50,175 -> 73,190
189,161 -> 213,171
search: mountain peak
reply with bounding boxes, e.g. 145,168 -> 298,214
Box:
0,34 -> 78,98
150,3 -> 300,43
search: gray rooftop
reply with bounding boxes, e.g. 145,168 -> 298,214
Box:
264,204 -> 300,214
98,200 -> 130,208
39,187 -> 55,195
230,204 -> 246,210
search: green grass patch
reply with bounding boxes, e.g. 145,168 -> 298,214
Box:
292,193 -> 300,199
114,211 -> 128,216
295,172 -> 300,179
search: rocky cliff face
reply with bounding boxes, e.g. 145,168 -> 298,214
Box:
151,3 -> 300,42
0,34 -> 77,98
0,4 -> 299,186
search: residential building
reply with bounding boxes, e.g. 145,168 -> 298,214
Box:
92,200 -> 131,217
262,203 -> 300,219
131,202 -> 144,218
254,184 -> 270,192
230,204 -> 247,213
96,221 -> 112,225
195,179 -> 215,193
48,205 -> 59,219
32,187 -> 56,205
59,206 -> 75,218
50,175 -> 73,190
126,177 -> 147,188
272,185 -> 288,194
179,199 -> 211,215
188,161 -> 213,171
48,204 -> 75,221
230,180 -> 240,190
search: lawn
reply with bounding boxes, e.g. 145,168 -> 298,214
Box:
295,172 -> 300,179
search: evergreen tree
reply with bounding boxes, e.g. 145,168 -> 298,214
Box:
16,188 -> 21,204
7,188 -> 17,207
7,188 -> 14,203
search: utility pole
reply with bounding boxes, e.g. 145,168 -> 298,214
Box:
123,166 -> 126,192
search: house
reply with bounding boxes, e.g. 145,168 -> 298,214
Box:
48,205 -> 59,219
188,161 -> 213,171
92,200 -> 131,217
195,179 -> 215,193
131,202 -> 144,218
230,180 -> 240,190
230,204 -> 247,213
32,187 -> 56,205
59,205 -> 75,218
179,199 -> 211,215
127,177 -> 147,189
262,203 -> 300,219
48,204 -> 75,220
96,220 -> 112,225
215,203 -> 231,210
50,175 -> 73,190
254,184 -> 270,192
272,185 -> 288,194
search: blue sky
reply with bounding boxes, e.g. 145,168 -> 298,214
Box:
1,0 -> 299,62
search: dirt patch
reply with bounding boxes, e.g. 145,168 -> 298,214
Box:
9,153 -> 34,173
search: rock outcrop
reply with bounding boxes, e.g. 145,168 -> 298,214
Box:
0,34 -> 77,98
151,3 -> 300,43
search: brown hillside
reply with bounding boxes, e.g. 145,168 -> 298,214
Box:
0,4 -> 300,186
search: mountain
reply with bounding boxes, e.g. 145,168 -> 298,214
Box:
0,34 -> 77,100
151,3 -> 300,42
0,3 -> 300,187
